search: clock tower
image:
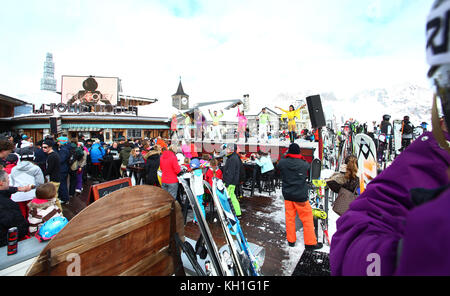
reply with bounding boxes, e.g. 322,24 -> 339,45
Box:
172,80 -> 189,110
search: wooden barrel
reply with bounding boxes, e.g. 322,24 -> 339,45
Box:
26,185 -> 185,276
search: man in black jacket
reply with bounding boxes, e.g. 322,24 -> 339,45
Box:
400,115 -> 414,151
42,139 -> 63,211
222,144 -> 243,217
0,170 -> 31,247
277,143 -> 322,250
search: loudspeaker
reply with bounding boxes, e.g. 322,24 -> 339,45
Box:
306,95 -> 326,129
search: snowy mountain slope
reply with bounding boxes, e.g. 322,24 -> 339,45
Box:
270,83 -> 433,127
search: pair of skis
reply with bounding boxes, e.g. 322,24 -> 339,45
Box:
177,176 -> 262,276
211,177 -> 262,276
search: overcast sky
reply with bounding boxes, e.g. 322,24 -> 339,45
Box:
0,0 -> 433,106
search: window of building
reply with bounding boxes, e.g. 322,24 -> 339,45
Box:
127,129 -> 141,139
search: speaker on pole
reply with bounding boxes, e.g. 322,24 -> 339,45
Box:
306,95 -> 326,129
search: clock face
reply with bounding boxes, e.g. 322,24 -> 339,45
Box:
181,97 -> 188,105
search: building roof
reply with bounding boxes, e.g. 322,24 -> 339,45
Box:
0,93 -> 29,106
172,80 -> 188,97
119,94 -> 158,103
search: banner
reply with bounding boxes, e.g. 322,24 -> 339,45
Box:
61,75 -> 119,105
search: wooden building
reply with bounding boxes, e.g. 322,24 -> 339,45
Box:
1,92 -> 170,144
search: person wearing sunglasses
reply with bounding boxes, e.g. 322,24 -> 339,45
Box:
128,147 -> 144,167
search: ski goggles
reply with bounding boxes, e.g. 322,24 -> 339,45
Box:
429,63 -> 450,130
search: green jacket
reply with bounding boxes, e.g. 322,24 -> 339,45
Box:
259,113 -> 270,125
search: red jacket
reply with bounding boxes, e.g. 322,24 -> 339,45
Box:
4,163 -> 17,174
204,168 -> 223,187
160,151 -> 181,184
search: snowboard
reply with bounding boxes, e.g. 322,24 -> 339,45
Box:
177,177 -> 229,276
211,178 -> 263,276
393,120 -> 403,157
353,133 -> 377,193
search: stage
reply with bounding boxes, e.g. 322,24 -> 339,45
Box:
172,138 -> 319,163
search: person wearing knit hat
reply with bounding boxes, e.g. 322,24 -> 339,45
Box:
10,147 -> 44,219
287,143 -> 301,155
277,143 -> 322,250
57,136 -> 69,144
19,134 -> 33,149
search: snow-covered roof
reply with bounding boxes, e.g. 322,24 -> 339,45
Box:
137,100 -> 179,119
13,90 -> 62,106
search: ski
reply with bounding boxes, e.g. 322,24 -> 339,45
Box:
177,176 -> 228,276
174,233 -> 206,276
310,178 -> 330,246
211,177 -> 262,276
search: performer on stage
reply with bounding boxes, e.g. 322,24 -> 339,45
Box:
194,109 -> 206,141
258,108 -> 270,143
170,114 -> 178,140
209,109 -> 224,141
275,104 -> 306,144
181,113 -> 192,140
236,105 -> 248,143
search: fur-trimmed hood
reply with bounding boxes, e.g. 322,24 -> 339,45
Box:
28,198 -> 57,210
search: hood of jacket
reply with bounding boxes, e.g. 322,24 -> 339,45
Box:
121,146 -> 132,153
28,198 -> 57,209
161,150 -> 176,161
14,160 -> 35,172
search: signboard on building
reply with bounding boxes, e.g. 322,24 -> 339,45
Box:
61,75 -> 119,105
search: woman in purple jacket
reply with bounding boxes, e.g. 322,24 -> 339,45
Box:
330,0 -> 450,276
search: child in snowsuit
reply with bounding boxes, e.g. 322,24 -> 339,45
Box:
204,158 -> 223,187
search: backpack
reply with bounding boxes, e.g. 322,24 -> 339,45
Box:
74,147 -> 84,161
402,122 -> 413,135
68,147 -> 78,166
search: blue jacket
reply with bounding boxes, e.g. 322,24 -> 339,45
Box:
255,155 -> 274,174
57,143 -> 71,174
89,143 -> 105,164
